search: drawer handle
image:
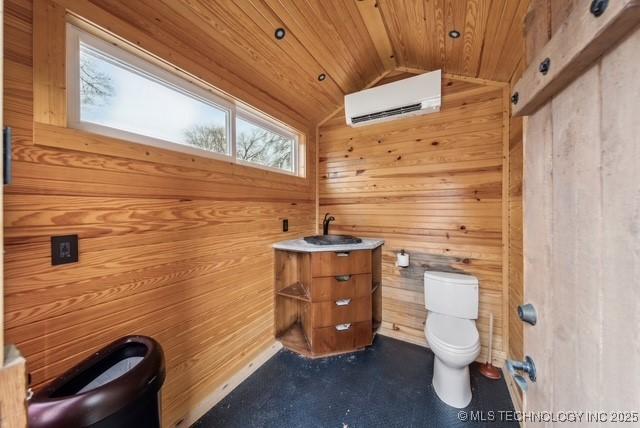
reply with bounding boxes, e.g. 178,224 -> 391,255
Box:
335,323 -> 351,332
335,275 -> 351,282
335,252 -> 350,257
335,298 -> 352,306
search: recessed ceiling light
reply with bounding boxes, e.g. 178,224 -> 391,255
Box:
275,28 -> 286,40
448,30 -> 461,39
318,73 -> 326,82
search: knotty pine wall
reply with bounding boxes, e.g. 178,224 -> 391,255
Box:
505,61 -> 524,408
319,72 -> 509,364
508,66 -> 524,363
3,1 -> 315,426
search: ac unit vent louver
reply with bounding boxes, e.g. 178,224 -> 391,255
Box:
344,70 -> 441,127
351,103 -> 422,124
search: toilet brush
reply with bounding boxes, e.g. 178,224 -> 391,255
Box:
479,312 -> 502,380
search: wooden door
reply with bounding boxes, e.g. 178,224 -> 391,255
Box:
521,7 -> 640,425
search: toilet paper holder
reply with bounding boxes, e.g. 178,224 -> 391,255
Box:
396,249 -> 410,268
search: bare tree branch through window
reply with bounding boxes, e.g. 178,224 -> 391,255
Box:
80,55 -> 114,106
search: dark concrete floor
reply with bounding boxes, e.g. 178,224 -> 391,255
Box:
193,335 -> 518,428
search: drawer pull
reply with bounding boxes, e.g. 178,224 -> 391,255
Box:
335,323 -> 351,332
335,298 -> 352,306
335,275 -> 351,282
335,251 -> 350,257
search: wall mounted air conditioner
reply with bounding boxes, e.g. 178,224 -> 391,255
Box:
344,69 -> 441,127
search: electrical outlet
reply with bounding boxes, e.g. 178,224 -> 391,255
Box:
283,219 -> 289,232
51,235 -> 79,266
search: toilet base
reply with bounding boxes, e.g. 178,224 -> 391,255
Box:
432,356 -> 472,408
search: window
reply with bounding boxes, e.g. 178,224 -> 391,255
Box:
67,24 -> 301,175
236,115 -> 296,173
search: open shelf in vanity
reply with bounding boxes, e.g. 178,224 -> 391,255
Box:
274,239 -> 383,358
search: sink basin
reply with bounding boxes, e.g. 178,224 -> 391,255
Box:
303,235 -> 363,245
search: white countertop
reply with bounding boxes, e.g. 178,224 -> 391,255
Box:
273,237 -> 384,253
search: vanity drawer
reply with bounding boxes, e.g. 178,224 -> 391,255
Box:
311,320 -> 372,354
311,295 -> 371,328
310,273 -> 372,301
310,250 -> 371,277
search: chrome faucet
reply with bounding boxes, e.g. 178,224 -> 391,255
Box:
322,213 -> 335,235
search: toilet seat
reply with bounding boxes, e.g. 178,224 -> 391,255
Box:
426,312 -> 479,353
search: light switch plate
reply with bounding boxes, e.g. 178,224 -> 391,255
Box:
51,235 -> 79,266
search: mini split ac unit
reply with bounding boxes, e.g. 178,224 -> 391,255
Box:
344,69 -> 441,127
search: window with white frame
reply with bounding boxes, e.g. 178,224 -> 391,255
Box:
66,24 -> 301,175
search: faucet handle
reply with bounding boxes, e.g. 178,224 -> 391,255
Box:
323,213 -> 335,221
322,213 -> 335,235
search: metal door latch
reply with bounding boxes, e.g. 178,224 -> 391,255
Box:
506,356 -> 537,392
518,303 -> 538,325
507,356 -> 537,382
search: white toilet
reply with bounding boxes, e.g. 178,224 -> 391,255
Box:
424,271 -> 481,408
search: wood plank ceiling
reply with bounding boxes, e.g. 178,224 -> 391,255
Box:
88,0 -> 527,124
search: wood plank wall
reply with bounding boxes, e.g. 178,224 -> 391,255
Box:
0,347 -> 28,427
319,72 -> 508,364
3,1 -> 315,426
508,64 -> 524,363
504,61 -> 524,408
0,0 -> 4,364
504,0 -> 545,404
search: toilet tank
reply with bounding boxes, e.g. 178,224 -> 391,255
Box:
424,271 -> 479,319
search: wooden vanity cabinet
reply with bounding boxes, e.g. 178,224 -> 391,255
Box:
274,247 -> 382,357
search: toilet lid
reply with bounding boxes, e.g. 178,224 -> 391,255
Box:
427,313 -> 479,351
